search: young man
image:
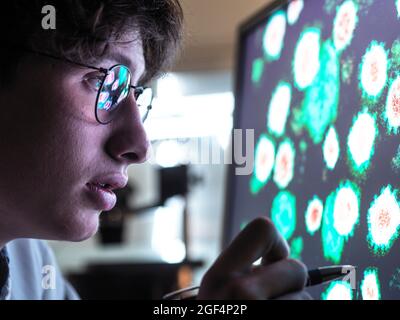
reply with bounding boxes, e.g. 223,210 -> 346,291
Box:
0,0 -> 309,300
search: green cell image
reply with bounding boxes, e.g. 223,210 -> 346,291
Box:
271,191 -> 296,240
324,0 -> 337,15
342,57 -> 355,84
299,140 -> 308,154
251,58 -> 264,84
301,40 -> 340,144
359,41 -> 389,100
389,268 -> 400,290
293,27 -> 321,91
347,111 -> 378,176
384,76 -> 400,134
322,281 -> 353,300
390,39 -> 400,70
287,0 -> 304,26
305,196 -> 324,235
267,82 -> 292,137
263,11 -> 286,61
321,191 -> 345,264
367,185 -> 400,256
392,146 -> 400,173
290,237 -> 304,260
332,180 -> 361,238
273,139 -> 296,189
323,126 -> 340,170
250,134 -> 276,195
332,1 -> 358,52
361,268 -> 381,300
397,0 -> 400,18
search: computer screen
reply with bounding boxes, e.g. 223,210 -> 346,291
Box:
225,0 -> 400,299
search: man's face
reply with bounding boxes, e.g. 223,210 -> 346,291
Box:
0,39 -> 149,242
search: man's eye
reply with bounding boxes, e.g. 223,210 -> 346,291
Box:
85,76 -> 103,91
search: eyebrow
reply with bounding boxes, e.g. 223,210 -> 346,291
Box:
102,52 -> 145,82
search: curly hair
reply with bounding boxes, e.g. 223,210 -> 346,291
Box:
0,0 -> 183,85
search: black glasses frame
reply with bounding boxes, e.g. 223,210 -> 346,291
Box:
23,49 -> 153,125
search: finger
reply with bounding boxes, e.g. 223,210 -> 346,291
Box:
204,218 -> 289,281
223,258 -> 308,300
274,290 -> 313,300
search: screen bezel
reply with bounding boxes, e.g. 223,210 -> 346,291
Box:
222,0 -> 292,249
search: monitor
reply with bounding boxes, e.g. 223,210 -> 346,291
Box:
224,0 -> 400,300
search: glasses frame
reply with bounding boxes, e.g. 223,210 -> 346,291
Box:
22,49 -> 153,125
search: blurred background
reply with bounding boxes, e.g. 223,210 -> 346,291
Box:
49,0 -> 271,299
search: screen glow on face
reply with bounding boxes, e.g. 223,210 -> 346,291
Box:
347,111 -> 378,175
301,40 -> 340,144
287,0 -> 304,25
323,126 -> 340,170
293,27 -> 321,90
263,11 -> 287,61
385,76 -> 400,133
359,41 -> 389,99
267,82 -> 292,137
271,191 -> 296,240
333,0 -> 358,52
250,134 -> 276,195
367,185 -> 400,256
273,139 -> 296,189
305,196 -> 324,235
361,268 -> 381,300
322,281 -> 353,300
333,181 -> 361,237
322,191 -> 345,264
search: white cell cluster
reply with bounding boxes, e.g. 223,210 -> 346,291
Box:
267,82 -> 292,137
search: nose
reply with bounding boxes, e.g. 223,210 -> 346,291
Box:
105,94 -> 150,165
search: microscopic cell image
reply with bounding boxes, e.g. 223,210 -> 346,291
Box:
273,139 -> 296,189
322,281 -> 353,300
332,181 -> 360,237
323,126 -> 340,170
305,196 -> 324,235
290,236 -> 304,259
367,185 -> 400,255
263,11 -> 287,61
287,0 -> 304,26
267,82 -> 292,137
271,191 -> 297,240
397,0 -> 400,18
301,40 -> 340,144
251,58 -> 264,84
322,191 -> 346,264
333,0 -> 358,52
293,27 -> 321,90
359,41 -> 388,99
347,111 -> 378,175
250,134 -> 276,195
361,268 -> 381,300
385,76 -> 400,133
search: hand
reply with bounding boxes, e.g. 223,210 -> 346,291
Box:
198,217 -> 311,300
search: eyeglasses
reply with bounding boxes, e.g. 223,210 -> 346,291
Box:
24,50 -> 153,125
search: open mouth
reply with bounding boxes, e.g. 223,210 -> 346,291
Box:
87,182 -> 114,194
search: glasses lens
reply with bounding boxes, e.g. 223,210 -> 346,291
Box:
136,87 -> 153,122
96,65 -> 131,124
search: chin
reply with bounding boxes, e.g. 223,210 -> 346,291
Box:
51,209 -> 100,242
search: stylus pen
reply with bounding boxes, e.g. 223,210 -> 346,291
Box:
162,265 -> 356,300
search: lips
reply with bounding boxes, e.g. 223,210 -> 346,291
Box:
85,174 -> 128,211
